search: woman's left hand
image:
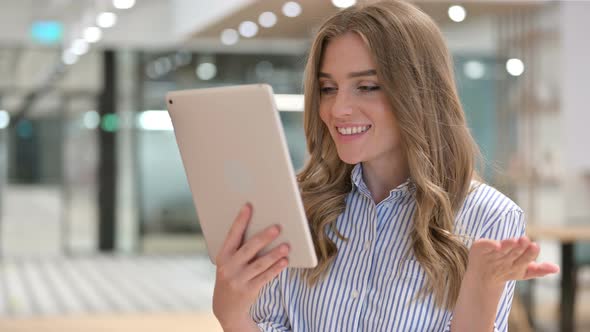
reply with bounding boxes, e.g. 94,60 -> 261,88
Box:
452,236 -> 559,331
466,236 -> 560,287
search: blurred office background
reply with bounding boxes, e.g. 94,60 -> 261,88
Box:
0,0 -> 589,331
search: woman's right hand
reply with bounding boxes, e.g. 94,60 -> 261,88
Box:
212,203 -> 290,330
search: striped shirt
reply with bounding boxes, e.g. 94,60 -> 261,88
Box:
251,162 -> 525,332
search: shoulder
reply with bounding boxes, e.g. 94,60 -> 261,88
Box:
455,181 -> 524,237
463,181 -> 522,215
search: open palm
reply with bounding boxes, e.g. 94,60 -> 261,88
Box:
467,236 -> 560,286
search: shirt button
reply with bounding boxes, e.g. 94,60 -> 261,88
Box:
351,290 -> 359,299
364,241 -> 371,250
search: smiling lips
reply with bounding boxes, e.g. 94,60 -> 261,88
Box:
334,125 -> 372,143
336,125 -> 371,136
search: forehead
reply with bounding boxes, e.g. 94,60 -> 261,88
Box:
319,32 -> 376,74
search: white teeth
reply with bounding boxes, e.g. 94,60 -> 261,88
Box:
337,125 -> 370,136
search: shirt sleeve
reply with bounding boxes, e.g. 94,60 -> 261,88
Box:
442,208 -> 526,332
249,271 -> 292,332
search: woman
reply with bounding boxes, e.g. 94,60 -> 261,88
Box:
212,1 -> 559,331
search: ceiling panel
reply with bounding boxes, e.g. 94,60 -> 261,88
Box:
193,0 -> 547,40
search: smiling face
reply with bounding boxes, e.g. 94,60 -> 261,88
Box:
318,32 -> 403,166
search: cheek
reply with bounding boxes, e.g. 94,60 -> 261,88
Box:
385,120 -> 401,140
319,107 -> 330,126
376,110 -> 401,140
387,123 -> 404,149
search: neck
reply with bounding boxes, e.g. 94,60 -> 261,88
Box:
361,155 -> 410,204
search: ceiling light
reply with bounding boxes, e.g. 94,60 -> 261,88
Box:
71,39 -> 89,56
62,50 -> 79,65
239,21 -> 258,38
97,12 -> 117,28
145,65 -> 158,79
282,1 -> 302,18
153,57 -> 173,77
464,60 -> 485,79
113,0 -> 135,10
196,63 -> 217,80
506,58 -> 525,76
0,110 -> 10,129
83,26 -> 102,43
275,94 -> 304,112
137,111 -> 173,131
259,12 -> 277,28
332,0 -> 356,9
220,28 -> 239,45
83,111 -> 100,129
448,5 -> 466,23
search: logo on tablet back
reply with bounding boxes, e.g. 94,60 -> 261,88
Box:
223,159 -> 255,195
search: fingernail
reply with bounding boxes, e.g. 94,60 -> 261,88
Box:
280,244 -> 289,254
269,226 -> 279,236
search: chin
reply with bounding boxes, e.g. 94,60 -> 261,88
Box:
337,152 -> 363,165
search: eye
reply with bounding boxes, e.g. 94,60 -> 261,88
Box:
320,87 -> 337,95
358,85 -> 380,92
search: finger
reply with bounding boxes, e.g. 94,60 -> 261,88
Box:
513,242 -> 540,267
499,238 -> 518,256
242,243 -> 290,282
249,257 -> 289,290
472,239 -> 501,255
216,203 -> 252,263
523,262 -> 560,279
233,224 -> 281,266
503,237 -> 530,262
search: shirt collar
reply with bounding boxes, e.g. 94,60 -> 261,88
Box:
350,162 -> 414,202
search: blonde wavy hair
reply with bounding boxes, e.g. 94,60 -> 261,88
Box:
296,0 -> 481,309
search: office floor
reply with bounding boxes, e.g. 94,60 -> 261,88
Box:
0,255 -> 223,332
0,255 -> 216,317
0,313 -> 222,332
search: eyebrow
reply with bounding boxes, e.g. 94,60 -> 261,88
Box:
318,69 -> 377,79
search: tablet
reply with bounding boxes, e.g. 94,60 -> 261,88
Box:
166,84 -> 318,268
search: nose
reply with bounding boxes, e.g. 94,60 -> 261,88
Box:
331,90 -> 354,118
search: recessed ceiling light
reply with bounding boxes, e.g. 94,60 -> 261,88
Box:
83,26 -> 102,43
196,63 -> 217,80
221,28 -> 239,45
97,12 -> 117,28
83,111 -> 100,129
332,0 -> 356,9
0,110 -> 10,129
448,5 -> 467,23
239,21 -> 258,38
62,50 -> 79,65
113,0 -> 135,10
464,60 -> 486,79
282,1 -> 302,18
259,12 -> 277,28
71,39 -> 89,56
506,58 -> 525,76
